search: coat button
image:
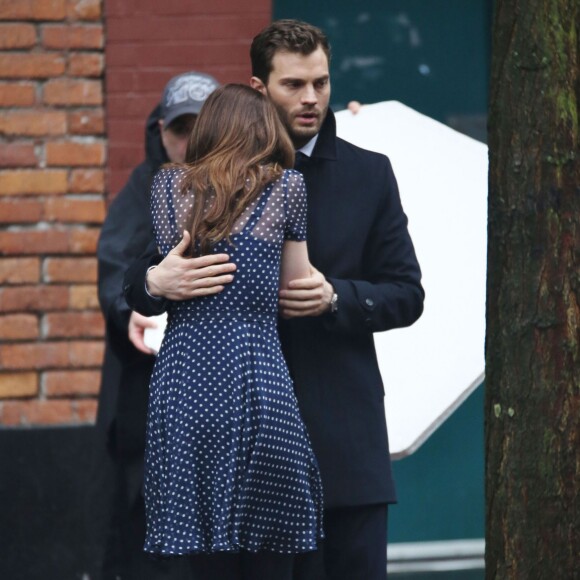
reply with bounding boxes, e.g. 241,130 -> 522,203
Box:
365,298 -> 374,307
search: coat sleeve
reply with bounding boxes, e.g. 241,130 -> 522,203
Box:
325,157 -> 424,334
97,167 -> 157,336
122,239 -> 169,317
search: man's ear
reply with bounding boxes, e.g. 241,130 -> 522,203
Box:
158,119 -> 165,131
250,76 -> 267,95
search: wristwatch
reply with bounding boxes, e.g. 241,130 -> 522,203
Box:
329,292 -> 338,314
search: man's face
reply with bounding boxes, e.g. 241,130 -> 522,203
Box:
251,46 -> 331,149
159,116 -> 196,163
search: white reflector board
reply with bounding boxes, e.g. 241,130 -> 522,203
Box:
336,102 -> 487,458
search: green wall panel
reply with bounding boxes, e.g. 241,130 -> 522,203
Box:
274,0 -> 491,130
390,385 -> 484,542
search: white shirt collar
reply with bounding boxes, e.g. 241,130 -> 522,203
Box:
296,134 -> 319,158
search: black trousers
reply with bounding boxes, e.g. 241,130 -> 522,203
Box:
295,504 -> 389,580
189,551 -> 294,580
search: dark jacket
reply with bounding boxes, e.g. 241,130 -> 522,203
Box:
96,104 -> 168,505
123,110 -> 424,507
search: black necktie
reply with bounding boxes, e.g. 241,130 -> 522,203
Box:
294,151 -> 309,171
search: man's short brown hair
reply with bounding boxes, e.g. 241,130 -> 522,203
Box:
250,19 -> 331,84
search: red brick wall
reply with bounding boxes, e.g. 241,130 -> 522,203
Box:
105,0 -> 271,196
0,0 -> 106,426
0,0 -> 271,427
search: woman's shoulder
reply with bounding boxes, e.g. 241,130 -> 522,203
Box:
151,165 -> 189,197
273,168 -> 305,188
283,168 -> 302,178
154,164 -> 187,183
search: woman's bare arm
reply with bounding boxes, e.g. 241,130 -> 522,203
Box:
280,240 -> 310,290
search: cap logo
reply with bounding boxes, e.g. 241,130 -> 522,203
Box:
165,75 -> 216,107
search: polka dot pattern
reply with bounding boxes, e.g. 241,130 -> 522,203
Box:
144,167 -> 324,556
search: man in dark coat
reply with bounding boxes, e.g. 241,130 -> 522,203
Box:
96,71 -> 220,580
123,21 -> 424,580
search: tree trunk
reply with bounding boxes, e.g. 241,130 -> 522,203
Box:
486,1 -> 580,578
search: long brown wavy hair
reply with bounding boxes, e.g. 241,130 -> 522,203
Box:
179,83 -> 295,255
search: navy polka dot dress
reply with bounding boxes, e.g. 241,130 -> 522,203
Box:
144,166 -> 324,556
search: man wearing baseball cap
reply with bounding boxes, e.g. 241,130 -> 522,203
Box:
96,71 -> 219,580
156,72 -> 220,163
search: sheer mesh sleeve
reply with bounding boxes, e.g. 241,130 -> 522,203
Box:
150,167 -> 191,256
284,169 -> 308,241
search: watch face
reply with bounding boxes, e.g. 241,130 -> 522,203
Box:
330,293 -> 338,313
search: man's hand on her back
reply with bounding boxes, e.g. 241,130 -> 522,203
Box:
146,231 -> 237,301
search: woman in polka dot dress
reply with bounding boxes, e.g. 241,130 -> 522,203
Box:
143,84 -> 324,571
